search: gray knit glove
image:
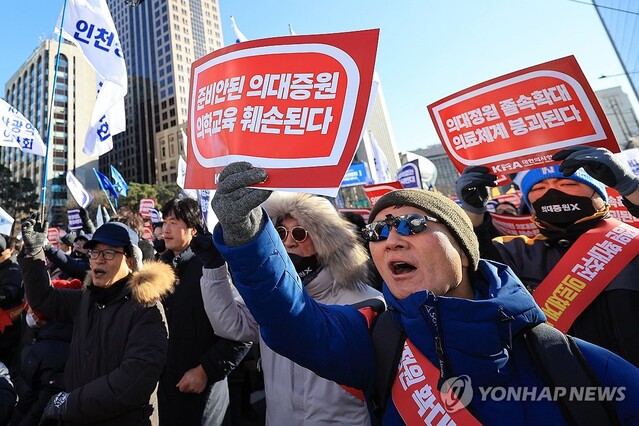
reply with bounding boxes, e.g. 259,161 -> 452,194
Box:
212,162 -> 272,246
20,218 -> 49,257
553,146 -> 639,196
455,166 -> 498,214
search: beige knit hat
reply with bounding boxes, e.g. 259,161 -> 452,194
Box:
369,189 -> 479,271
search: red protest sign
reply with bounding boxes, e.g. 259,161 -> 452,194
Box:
363,181 -> 403,206
47,227 -> 61,247
606,188 -> 639,229
186,29 -> 379,197
428,56 -> 618,175
139,198 -> 156,219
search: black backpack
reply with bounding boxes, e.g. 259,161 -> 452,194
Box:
369,310 -> 621,426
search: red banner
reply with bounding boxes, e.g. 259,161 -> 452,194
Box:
363,181 -> 403,206
186,30 -> 379,197
428,56 -> 618,174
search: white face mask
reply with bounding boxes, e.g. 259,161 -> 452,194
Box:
26,312 -> 39,329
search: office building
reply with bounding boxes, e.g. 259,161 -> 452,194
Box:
595,86 -> 639,149
1,39 -> 99,224
102,0 -> 224,184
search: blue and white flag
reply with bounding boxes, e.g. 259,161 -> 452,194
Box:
67,209 -> 84,231
370,130 -> 391,183
96,203 -> 104,227
110,165 -> 128,197
0,98 -> 47,157
56,0 -> 127,156
230,16 -> 248,43
66,171 -> 94,208
0,206 -> 14,236
148,208 -> 162,224
93,168 -> 118,199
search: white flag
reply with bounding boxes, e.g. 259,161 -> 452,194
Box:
0,206 -> 14,236
66,171 -> 93,208
180,127 -> 188,160
288,23 -> 297,36
56,0 -> 127,156
0,98 -> 47,157
96,203 -> 104,227
370,130 -> 391,183
230,16 -> 248,43
177,156 -> 198,199
102,205 -> 111,223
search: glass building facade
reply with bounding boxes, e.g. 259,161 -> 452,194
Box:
593,1 -> 639,108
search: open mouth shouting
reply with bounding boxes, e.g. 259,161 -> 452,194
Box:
390,261 -> 417,276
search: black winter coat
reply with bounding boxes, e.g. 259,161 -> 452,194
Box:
11,321 -> 72,426
158,248 -> 251,425
19,251 -> 176,425
0,256 -> 23,351
476,215 -> 639,368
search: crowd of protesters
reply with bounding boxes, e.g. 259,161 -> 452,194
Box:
0,143 -> 637,425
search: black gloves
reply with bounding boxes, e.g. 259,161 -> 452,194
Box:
190,225 -> 225,269
211,162 -> 272,246
454,166 -> 498,214
41,391 -> 69,422
20,219 -> 49,257
78,207 -> 96,234
553,146 -> 639,196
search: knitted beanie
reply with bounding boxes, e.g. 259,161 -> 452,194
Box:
516,165 -> 608,208
368,189 -> 479,272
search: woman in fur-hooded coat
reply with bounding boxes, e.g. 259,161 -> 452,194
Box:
201,192 -> 383,425
19,245 -> 176,426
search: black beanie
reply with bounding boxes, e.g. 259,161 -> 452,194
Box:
368,189 -> 480,272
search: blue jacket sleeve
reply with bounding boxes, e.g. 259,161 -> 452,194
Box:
44,247 -> 90,280
213,214 -> 376,391
576,338 -> 639,424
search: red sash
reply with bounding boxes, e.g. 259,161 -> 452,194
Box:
391,339 -> 481,425
0,302 -> 26,333
533,219 -> 639,332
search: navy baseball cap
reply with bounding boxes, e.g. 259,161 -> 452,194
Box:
84,222 -> 139,249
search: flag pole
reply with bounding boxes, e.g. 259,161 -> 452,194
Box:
40,0 -> 69,221
93,168 -> 117,215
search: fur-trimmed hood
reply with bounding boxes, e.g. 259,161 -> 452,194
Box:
83,260 -> 177,304
263,192 -> 371,289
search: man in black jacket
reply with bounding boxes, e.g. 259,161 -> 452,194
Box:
158,198 -> 251,426
19,220 -> 177,425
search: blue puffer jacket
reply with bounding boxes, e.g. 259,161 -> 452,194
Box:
214,217 -> 639,425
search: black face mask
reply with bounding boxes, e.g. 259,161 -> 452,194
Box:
288,253 -> 319,281
532,189 -> 597,228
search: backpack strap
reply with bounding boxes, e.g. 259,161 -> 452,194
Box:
523,323 -> 620,426
370,309 -> 406,426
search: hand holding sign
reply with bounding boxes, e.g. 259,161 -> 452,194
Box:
211,162 -> 272,246
554,146 -> 639,197
455,166 -> 498,214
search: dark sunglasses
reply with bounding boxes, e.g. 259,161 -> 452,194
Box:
276,226 -> 309,243
363,213 -> 439,242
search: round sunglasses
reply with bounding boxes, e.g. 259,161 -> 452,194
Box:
276,225 -> 309,243
363,213 -> 439,242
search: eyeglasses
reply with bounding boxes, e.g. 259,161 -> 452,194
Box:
88,248 -> 126,261
363,213 -> 439,242
276,226 -> 308,243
